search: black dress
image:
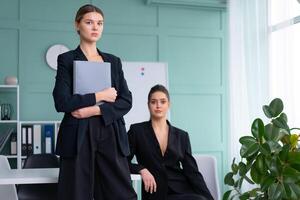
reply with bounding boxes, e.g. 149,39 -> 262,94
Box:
128,121 -> 214,200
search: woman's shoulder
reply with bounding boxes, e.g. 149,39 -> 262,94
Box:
100,51 -> 121,62
171,124 -> 188,138
129,121 -> 149,131
57,49 -> 76,60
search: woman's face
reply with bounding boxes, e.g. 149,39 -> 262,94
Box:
148,91 -> 170,120
76,11 -> 103,43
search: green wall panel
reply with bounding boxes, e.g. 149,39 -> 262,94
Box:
0,0 -> 19,20
21,92 -> 62,120
19,29 -> 77,84
21,0 -> 89,22
159,6 -> 222,29
100,33 -> 158,61
93,0 -> 158,27
0,29 -> 19,84
167,36 -> 222,87
170,94 -> 223,149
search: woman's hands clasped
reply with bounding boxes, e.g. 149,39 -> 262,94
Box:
140,168 -> 157,194
95,87 -> 117,103
71,87 -> 117,119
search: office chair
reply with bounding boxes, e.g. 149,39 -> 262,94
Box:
0,155 -> 18,200
17,154 -> 59,200
193,154 -> 220,200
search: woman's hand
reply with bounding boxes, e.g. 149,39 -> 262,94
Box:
71,106 -> 100,118
95,87 -> 117,103
140,168 -> 157,194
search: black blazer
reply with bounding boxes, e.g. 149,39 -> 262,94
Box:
53,46 -> 132,157
128,121 -> 213,200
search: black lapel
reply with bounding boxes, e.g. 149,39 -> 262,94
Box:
74,46 -> 88,61
167,120 -> 176,150
73,45 -> 110,63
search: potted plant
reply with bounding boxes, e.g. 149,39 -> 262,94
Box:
223,98 -> 300,200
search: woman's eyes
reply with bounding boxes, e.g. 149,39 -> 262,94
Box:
150,100 -> 167,104
85,21 -> 103,26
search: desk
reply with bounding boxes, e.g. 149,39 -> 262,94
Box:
0,168 -> 141,192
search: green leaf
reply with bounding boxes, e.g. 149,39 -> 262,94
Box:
255,154 -> 267,174
260,143 -> 271,156
231,158 -> 239,174
239,136 -> 257,145
289,183 -> 300,197
264,124 -> 288,141
288,152 -> 300,165
222,190 -> 232,200
263,105 -> 273,119
268,183 -> 283,200
283,183 -> 294,200
261,176 -> 275,192
269,98 -> 284,117
240,143 -> 259,158
239,162 -> 247,176
224,172 -> 234,186
266,141 -> 282,154
268,156 -> 282,176
279,144 -> 290,162
239,192 -> 250,200
283,166 -> 300,183
250,165 -> 262,184
280,112 -> 288,123
272,118 -> 289,131
251,118 -> 265,143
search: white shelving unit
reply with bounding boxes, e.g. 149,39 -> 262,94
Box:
0,85 -> 19,168
0,85 -> 60,169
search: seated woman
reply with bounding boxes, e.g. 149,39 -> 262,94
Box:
127,84 -> 214,200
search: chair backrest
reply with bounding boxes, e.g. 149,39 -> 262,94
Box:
193,154 -> 220,200
23,154 -> 59,169
0,156 -> 18,200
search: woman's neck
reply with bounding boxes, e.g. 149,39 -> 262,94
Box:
151,117 -> 168,130
79,42 -> 98,57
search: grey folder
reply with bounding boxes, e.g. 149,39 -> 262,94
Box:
73,61 -> 111,95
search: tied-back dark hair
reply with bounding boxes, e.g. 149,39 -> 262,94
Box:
75,4 -> 104,23
147,84 -> 170,103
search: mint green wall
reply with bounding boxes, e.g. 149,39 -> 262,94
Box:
0,0 -> 228,195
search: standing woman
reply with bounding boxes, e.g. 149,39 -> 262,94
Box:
53,4 -> 137,200
128,84 -> 214,200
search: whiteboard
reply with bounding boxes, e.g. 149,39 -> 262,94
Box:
122,62 -> 168,130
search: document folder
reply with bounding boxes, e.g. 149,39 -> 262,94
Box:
73,61 -> 111,95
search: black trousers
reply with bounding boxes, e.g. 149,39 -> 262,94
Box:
167,194 -> 209,200
166,186 -> 211,200
57,116 -> 137,200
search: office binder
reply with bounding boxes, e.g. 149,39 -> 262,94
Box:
10,133 -> 17,155
73,61 -> 111,104
33,124 -> 42,154
21,126 -> 27,156
43,124 -> 54,154
27,126 -> 33,156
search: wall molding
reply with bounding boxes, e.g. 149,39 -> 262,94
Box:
146,0 -> 227,9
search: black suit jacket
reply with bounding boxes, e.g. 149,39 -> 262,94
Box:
53,46 -> 132,157
128,121 -> 213,200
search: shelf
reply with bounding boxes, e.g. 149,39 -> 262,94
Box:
0,120 -> 18,124
4,155 -> 18,159
0,85 -> 19,88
